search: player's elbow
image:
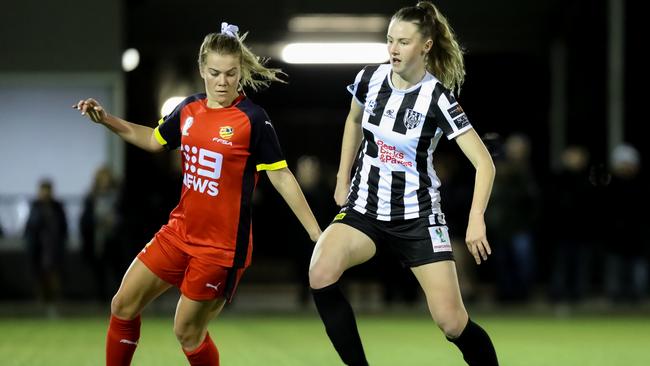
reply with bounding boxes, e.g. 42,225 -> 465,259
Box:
145,134 -> 165,153
477,156 -> 495,178
146,143 -> 165,153
267,168 -> 293,189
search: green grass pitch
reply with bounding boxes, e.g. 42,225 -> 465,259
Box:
1,313 -> 649,365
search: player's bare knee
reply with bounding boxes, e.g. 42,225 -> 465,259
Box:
435,312 -> 468,338
308,267 -> 334,289
110,293 -> 139,319
174,323 -> 203,350
309,262 -> 342,289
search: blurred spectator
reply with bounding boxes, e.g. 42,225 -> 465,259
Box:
487,133 -> 540,302
603,144 -> 647,302
548,146 -> 596,304
24,179 -> 68,317
80,166 -> 125,302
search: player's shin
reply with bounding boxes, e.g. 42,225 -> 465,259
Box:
183,332 -> 219,366
106,314 -> 141,366
447,318 -> 498,366
312,282 -> 369,366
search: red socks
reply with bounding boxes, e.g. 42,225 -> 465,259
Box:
106,314 -> 141,366
105,314 -> 218,366
183,332 -> 220,366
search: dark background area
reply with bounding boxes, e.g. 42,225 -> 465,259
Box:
0,0 -> 645,302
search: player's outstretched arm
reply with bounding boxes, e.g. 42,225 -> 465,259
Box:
455,128 -> 496,265
74,98 -> 163,153
266,167 -> 322,243
334,99 -> 364,206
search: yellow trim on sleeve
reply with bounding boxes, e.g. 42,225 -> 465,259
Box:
256,160 -> 288,171
157,118 -> 165,125
153,127 -> 167,146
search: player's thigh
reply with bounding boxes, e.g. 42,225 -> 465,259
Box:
112,258 -> 172,316
309,223 -> 376,275
411,260 -> 467,321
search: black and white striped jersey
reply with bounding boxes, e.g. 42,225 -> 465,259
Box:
345,64 -> 472,221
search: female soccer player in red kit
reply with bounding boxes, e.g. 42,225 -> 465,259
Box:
75,22 -> 321,366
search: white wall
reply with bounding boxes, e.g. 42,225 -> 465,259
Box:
0,73 -> 122,243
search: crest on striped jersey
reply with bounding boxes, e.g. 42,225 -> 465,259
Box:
403,108 -> 425,129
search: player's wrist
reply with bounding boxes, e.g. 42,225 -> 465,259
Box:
309,231 -> 321,243
468,210 -> 484,218
336,172 -> 350,181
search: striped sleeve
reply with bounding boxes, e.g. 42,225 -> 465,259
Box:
430,84 -> 473,140
346,65 -> 380,107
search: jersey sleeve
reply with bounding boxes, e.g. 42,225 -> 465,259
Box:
153,96 -> 195,150
250,108 -> 287,171
346,67 -> 367,106
431,86 -> 473,140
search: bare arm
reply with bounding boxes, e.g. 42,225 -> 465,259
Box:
74,98 -> 163,153
334,99 -> 364,206
266,167 -> 322,243
455,128 -> 496,265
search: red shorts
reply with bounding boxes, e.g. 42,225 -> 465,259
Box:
137,229 -> 245,302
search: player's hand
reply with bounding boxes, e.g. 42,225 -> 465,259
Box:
465,213 -> 492,265
73,98 -> 107,123
309,229 -> 322,244
333,177 -> 350,207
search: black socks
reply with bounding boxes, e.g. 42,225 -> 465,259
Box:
313,283 -> 498,366
312,283 -> 369,366
447,318 -> 499,366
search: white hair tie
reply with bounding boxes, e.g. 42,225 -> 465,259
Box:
220,22 -> 239,38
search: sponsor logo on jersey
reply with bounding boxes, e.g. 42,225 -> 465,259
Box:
219,126 -> 234,139
383,109 -> 396,119
377,140 -> 413,167
447,104 -> 464,119
212,137 -> 233,146
403,108 -> 425,129
333,212 -> 347,221
364,99 -> 377,116
452,114 -> 470,129
182,144 -> 223,197
182,117 -> 194,136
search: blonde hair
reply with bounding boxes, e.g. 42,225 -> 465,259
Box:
392,1 -> 465,94
198,30 -> 286,91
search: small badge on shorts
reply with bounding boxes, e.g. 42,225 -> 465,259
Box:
333,212 -> 347,221
429,226 -> 452,253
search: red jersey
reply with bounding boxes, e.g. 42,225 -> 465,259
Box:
153,93 -> 286,268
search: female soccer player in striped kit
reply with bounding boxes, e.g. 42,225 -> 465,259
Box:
309,2 -> 499,365
75,22 -> 321,366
